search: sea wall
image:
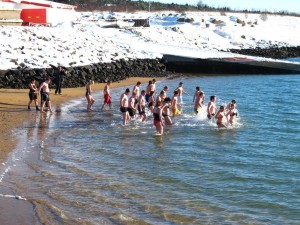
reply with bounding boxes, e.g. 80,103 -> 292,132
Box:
0,58 -> 167,88
230,46 -> 300,59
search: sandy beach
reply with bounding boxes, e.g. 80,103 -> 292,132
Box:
0,77 -> 157,224
0,77 -> 155,163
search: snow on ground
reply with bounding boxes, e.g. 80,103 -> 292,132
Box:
1,11 -> 300,70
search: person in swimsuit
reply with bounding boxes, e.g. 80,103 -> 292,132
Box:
162,97 -> 172,125
148,91 -> 155,113
27,79 -> 39,111
193,86 -> 201,103
132,81 -> 141,98
226,102 -> 238,125
174,82 -> 189,104
156,90 -> 166,103
226,99 -> 237,112
145,80 -> 153,103
138,90 -> 147,122
128,92 -> 137,119
39,77 -> 53,113
194,91 -> 204,114
101,81 -> 112,110
153,101 -> 164,135
171,90 -> 181,117
215,105 -> 227,128
85,80 -> 95,111
120,88 -> 130,125
207,95 -> 216,119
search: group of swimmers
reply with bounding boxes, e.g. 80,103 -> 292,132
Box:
86,79 -> 238,135
28,77 -> 238,133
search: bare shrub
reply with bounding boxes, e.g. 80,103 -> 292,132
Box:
260,13 -> 268,21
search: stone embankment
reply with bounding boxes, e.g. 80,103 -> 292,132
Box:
230,46 -> 300,59
0,58 -> 167,88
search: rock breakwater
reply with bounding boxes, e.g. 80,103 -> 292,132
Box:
0,58 -> 167,89
230,46 -> 300,59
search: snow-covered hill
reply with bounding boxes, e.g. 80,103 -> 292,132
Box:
1,11 -> 300,70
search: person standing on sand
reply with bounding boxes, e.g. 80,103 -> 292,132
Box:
101,81 -> 112,110
215,106 -> 227,128
175,82 -> 189,104
207,95 -> 217,119
85,80 -> 95,111
39,77 -> 53,113
138,90 -> 147,122
27,78 -> 39,111
120,88 -> 130,125
53,65 -> 66,95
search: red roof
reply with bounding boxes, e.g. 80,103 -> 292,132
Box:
1,0 -> 77,9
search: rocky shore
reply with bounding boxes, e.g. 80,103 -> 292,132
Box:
0,58 -> 168,89
230,46 -> 300,59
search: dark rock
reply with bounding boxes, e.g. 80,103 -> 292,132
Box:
230,46 -> 300,59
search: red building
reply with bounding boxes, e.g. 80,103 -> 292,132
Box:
0,0 -> 77,26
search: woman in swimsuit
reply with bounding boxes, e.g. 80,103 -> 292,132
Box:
85,80 -> 95,111
215,105 -> 227,128
226,103 -> 238,125
153,101 -> 164,135
162,97 -> 172,125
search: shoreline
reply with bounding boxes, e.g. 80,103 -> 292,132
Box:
0,77 -> 159,224
0,77 -> 157,163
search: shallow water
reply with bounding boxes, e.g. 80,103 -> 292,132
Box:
2,74 -> 300,224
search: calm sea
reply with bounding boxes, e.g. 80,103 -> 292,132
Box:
1,67 -> 300,224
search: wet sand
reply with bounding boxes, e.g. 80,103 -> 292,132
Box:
0,77 -> 157,224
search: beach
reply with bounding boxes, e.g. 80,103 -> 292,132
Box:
1,7 -> 300,224
0,77 -> 156,224
0,77 -> 155,162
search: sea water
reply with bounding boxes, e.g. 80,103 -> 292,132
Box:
2,73 -> 300,225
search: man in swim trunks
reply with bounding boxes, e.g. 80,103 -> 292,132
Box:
39,77 -> 53,113
174,82 -> 189,104
156,90 -> 166,103
132,81 -> 141,98
171,90 -> 180,117
193,86 -> 201,103
194,91 -> 204,114
128,92 -> 137,119
138,90 -> 147,122
101,81 -> 112,110
207,95 -> 216,119
27,78 -> 39,111
120,88 -> 130,125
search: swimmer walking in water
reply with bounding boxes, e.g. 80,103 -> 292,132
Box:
215,106 -> 227,128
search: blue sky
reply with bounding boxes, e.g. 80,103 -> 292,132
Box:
150,0 -> 300,13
